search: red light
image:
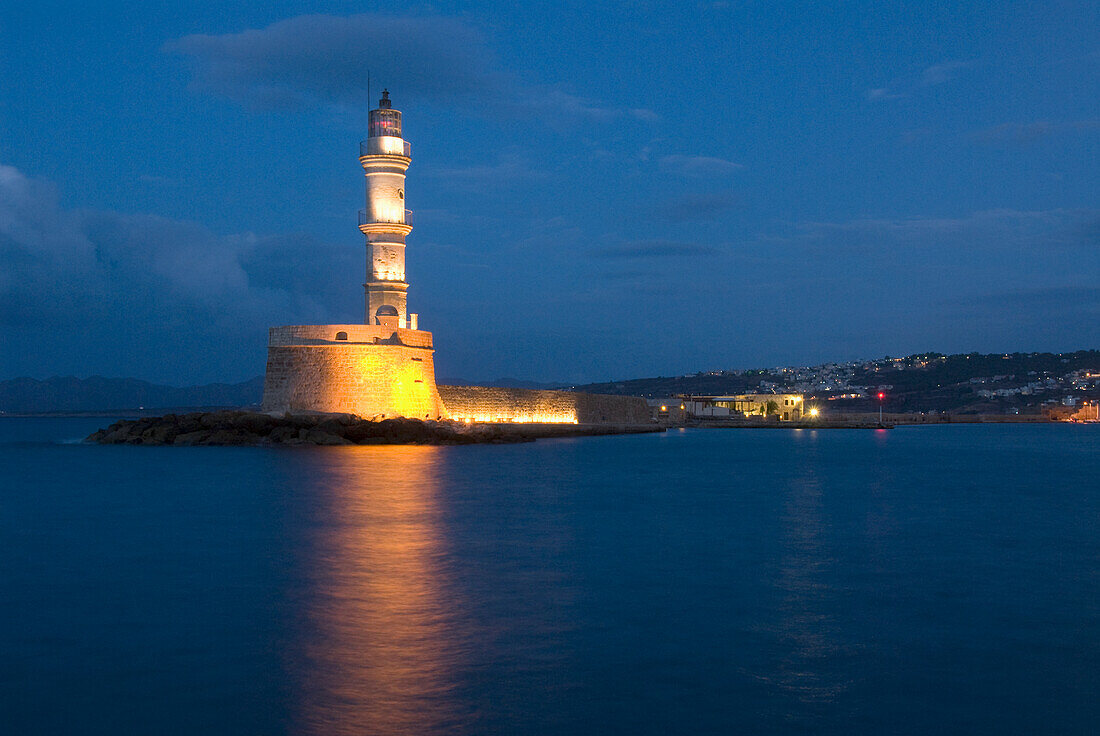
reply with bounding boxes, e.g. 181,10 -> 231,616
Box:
877,392 -> 885,400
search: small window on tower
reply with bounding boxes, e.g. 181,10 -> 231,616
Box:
335,331 -> 348,341
398,190 -> 404,200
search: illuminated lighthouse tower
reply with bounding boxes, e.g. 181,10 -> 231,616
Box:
360,90 -> 415,330
260,90 -> 448,419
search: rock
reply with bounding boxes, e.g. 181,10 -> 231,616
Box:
379,417 -> 435,443
268,426 -> 298,444
203,429 -> 254,445
304,429 -> 351,445
93,420 -> 138,444
155,424 -> 179,443
315,418 -> 348,438
287,414 -> 321,430
86,410 -> 595,447
177,415 -> 203,433
99,430 -> 129,444
343,421 -> 383,443
199,411 -> 238,430
173,431 -> 207,446
131,419 -> 155,435
234,412 -> 276,435
141,424 -> 177,444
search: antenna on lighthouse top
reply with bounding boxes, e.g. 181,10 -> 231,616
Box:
367,70 -> 371,111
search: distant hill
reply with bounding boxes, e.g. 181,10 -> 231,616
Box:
0,376 -> 265,414
567,350 -> 1100,414
5,350 -> 1096,415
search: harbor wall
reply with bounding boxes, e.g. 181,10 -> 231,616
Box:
438,385 -> 653,425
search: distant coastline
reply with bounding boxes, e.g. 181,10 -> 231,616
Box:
1,407 -> 255,418
4,349 -> 1097,418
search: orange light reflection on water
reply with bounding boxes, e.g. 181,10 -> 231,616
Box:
292,445 -> 470,735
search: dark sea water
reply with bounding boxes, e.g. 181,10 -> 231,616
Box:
1,419 -> 1098,735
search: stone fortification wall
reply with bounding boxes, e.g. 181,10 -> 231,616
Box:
267,324 -> 433,349
262,325 -> 447,419
261,325 -> 650,425
573,391 -> 654,424
438,386 -> 652,425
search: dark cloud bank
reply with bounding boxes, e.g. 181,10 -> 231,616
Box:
0,164 -> 355,383
165,13 -> 652,121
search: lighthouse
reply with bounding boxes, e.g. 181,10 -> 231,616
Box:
360,89 -> 416,330
257,90 -> 653,425
260,90 -> 448,419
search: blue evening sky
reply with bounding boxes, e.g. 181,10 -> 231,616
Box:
2,1 -> 1097,384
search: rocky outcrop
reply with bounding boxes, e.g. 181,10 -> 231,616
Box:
85,411 -> 536,446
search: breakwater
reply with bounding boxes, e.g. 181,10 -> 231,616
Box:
85,411 -> 662,446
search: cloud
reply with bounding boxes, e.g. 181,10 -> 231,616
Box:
592,240 -> 720,259
939,286 -> 1100,344
165,14 -> 501,110
970,119 -> 1100,144
867,59 -> 971,101
658,191 -> 739,222
919,60 -> 969,86
946,286 -> 1100,311
788,208 -> 1099,249
658,154 -> 743,177
739,207 -> 1099,356
866,87 -> 905,101
429,151 -> 549,183
0,163 -> 356,382
165,13 -> 653,122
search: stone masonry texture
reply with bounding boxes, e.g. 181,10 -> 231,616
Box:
437,386 -> 652,425
262,325 -> 652,425
261,325 -> 447,419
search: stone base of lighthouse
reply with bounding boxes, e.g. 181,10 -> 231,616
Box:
261,324 -> 449,420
